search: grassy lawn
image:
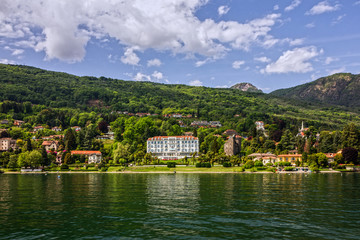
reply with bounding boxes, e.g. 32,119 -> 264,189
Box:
124,166 -> 248,172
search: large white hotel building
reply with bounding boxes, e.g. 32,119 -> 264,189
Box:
147,136 -> 199,160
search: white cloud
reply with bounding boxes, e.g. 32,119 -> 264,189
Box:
151,71 -> 163,80
133,71 -> 164,82
289,38 -> 304,46
134,72 -> 151,81
273,5 -> 279,11
218,5 -> 230,16
0,0 -> 282,63
306,1 -> 340,15
261,46 -> 322,74
325,56 -> 338,65
189,79 -> 203,86
147,58 -> 162,67
332,14 -> 346,25
328,67 -> 346,75
254,56 -> 271,63
195,58 -> 212,67
215,85 -> 229,88
305,22 -> 315,28
285,0 -> 301,12
4,46 -> 24,56
232,60 -> 245,69
355,1 -> 360,5
0,59 -> 16,64
121,47 -> 140,65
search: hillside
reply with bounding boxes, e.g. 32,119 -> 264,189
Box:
1,64 -> 360,130
271,73 -> 360,107
230,83 -> 262,93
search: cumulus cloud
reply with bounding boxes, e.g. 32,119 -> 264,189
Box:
306,1 -> 340,15
152,71 -> 163,80
0,0 -> 282,63
328,67 -> 346,75
232,60 -> 245,69
285,0 -> 301,12
273,5 -> 279,11
0,59 -> 16,64
195,58 -> 212,67
147,58 -> 162,67
261,46 -> 322,74
4,46 -> 24,56
254,56 -> 271,63
189,79 -> 203,86
121,47 -> 140,65
218,6 -> 230,16
305,22 -> 315,28
134,72 -> 151,81
133,71 -> 165,82
325,56 -> 338,65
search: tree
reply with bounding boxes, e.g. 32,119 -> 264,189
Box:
64,128 -> 77,150
341,123 -> 360,150
28,150 -> 42,168
18,152 -> 29,168
26,139 -> 32,152
41,146 -> 50,166
342,147 -> 358,164
7,155 -> 18,169
113,142 -> 131,163
98,120 -> 108,133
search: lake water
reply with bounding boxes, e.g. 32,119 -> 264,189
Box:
0,173 -> 359,239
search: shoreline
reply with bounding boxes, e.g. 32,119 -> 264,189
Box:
2,170 -> 350,174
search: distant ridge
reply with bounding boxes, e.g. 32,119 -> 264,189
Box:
270,73 -> 360,107
230,82 -> 262,93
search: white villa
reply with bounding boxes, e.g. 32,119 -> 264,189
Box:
147,136 -> 199,160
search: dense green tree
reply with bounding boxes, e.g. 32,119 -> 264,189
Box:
64,128 -> 77,150
341,123 -> 360,150
342,147 -> 358,164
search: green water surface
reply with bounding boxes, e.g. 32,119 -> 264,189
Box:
0,173 -> 359,239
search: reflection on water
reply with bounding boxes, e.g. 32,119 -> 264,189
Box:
0,173 -> 360,239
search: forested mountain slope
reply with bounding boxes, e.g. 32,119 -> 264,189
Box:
271,73 -> 360,107
1,64 -> 359,129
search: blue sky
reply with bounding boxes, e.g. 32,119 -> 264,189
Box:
1,0 -> 360,92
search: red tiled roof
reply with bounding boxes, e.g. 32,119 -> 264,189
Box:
147,136 -> 198,141
71,150 -> 102,155
42,141 -> 58,146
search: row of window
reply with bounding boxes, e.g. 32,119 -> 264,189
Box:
148,140 -> 198,144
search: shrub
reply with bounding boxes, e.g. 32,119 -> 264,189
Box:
266,162 -> 273,167
167,162 -> 176,168
256,167 -> 267,171
254,160 -> 263,167
284,167 -> 294,171
60,164 -> 69,170
249,167 -> 257,172
195,162 -> 211,168
223,162 -> 232,167
244,160 -> 254,169
100,167 -> 108,172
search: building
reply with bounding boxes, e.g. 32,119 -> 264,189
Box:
13,120 -> 25,126
34,126 -> 45,132
42,140 -> 59,151
71,126 -> 81,131
224,135 -> 241,156
0,119 -> 9,125
297,121 -> 309,137
209,121 -> 222,128
223,129 -> 238,136
71,150 -> 102,164
276,154 -> 302,166
248,153 -> 277,165
147,136 -> 199,160
0,138 -> 17,151
255,121 -> 265,131
51,126 -> 62,132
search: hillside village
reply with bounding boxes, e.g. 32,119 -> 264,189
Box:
1,110 -> 358,172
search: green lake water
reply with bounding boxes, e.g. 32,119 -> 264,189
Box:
0,173 -> 359,239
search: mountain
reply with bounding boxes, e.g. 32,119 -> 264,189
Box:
271,73 -> 360,107
1,64 -> 360,129
230,83 -> 262,93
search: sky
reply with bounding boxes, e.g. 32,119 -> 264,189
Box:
1,0 -> 360,93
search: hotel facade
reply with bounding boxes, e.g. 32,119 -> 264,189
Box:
147,136 -> 199,160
